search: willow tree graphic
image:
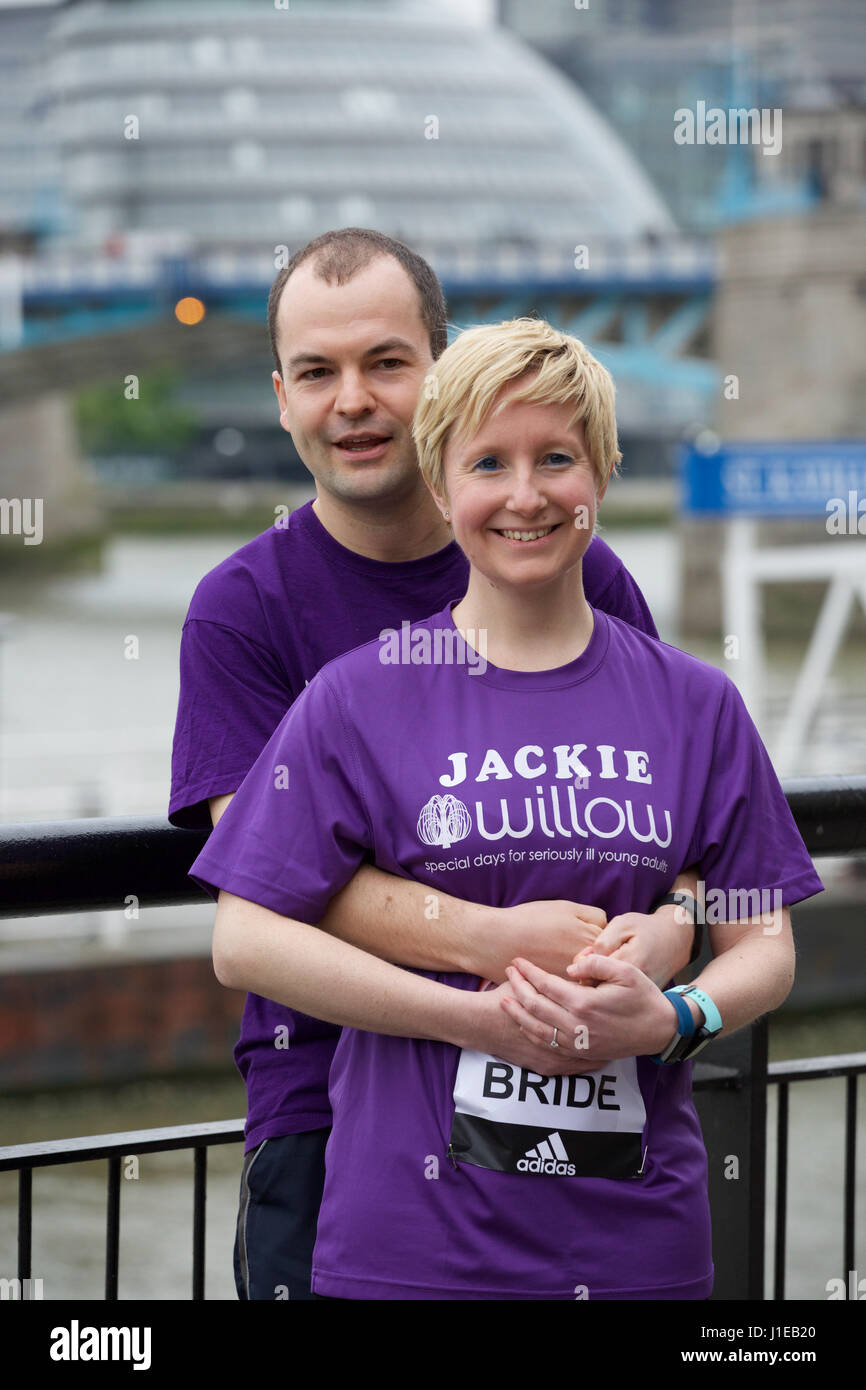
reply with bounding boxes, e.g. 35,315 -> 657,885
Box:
416,794 -> 472,850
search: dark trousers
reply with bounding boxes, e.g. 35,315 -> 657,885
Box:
233,1128 -> 330,1301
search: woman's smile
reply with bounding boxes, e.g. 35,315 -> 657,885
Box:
491,522 -> 564,545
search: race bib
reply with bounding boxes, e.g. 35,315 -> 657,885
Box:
449,1049 -> 647,1179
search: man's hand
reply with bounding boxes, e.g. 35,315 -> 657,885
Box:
578,903 -> 693,988
472,900 -> 606,982
498,953 -> 678,1070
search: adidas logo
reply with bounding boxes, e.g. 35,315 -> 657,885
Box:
516,1132 -> 576,1176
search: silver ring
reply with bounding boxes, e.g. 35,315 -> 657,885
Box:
549,1027 -> 560,1049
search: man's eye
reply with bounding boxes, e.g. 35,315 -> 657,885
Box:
300,367 -> 330,380
377,358 -> 404,369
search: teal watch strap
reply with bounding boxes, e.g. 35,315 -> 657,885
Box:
670,985 -> 722,1035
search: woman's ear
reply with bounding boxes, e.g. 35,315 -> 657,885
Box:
425,482 -> 452,523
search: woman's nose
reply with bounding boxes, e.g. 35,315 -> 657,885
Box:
507,472 -> 546,516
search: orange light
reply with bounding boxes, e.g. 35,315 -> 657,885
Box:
174,297 -> 206,325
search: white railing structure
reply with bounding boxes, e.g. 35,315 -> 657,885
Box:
723,521 -> 866,776
685,440 -> 866,778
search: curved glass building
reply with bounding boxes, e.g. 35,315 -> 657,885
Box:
45,0 -> 676,254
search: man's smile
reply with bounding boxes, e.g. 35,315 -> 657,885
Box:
333,432 -> 393,459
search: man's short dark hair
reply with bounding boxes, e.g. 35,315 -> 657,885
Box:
267,227 -> 448,374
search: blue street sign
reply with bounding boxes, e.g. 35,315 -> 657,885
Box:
681,440 -> 866,517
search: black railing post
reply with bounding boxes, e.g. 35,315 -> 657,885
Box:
694,1016 -> 768,1299
192,1146 -> 207,1302
844,1074 -> 857,1289
17,1167 -> 32,1285
105,1155 -> 121,1301
774,1082 -> 789,1300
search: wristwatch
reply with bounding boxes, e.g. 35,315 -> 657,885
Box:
651,985 -> 723,1065
653,890 -> 703,964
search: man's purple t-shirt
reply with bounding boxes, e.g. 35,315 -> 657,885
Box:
189,604 -> 822,1299
170,502 -> 660,1150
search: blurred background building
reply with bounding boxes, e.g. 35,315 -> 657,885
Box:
0,1 -> 64,254
49,1 -> 674,250
0,0 -> 862,500
499,0 -> 866,228
2,0 -> 717,496
0,0 -> 863,1302
0,0 -> 862,797
0,0 -> 861,799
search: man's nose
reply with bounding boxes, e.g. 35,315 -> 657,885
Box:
334,371 -> 376,416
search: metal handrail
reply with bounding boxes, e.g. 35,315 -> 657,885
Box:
2,774 -> 865,920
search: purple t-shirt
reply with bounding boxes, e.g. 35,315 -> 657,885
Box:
171,502 -> 659,1149
190,603 -> 823,1300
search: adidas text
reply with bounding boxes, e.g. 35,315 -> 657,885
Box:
517,1157 -> 576,1175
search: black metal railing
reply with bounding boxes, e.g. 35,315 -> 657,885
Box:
1,773 -> 865,1301
3,775 -> 864,920
769,1052 -> 863,1302
0,1120 -> 243,1301
2,1057 -> 862,1301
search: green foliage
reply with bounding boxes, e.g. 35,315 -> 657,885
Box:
74,371 -> 197,454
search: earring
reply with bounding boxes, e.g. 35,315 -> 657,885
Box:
444,510 -> 450,521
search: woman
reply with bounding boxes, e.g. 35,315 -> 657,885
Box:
192,319 -> 822,1299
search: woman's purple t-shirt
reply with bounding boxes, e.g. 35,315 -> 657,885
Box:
189,603 -> 822,1299
171,502 -> 660,1148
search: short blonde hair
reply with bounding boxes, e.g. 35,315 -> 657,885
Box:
412,317 -> 621,498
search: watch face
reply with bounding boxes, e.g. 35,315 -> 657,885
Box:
665,1034 -> 693,1065
682,1029 -> 712,1061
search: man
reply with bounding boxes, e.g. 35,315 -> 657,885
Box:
169,227 -> 697,1300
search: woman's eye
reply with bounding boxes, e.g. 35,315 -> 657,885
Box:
472,456 -> 500,472
545,453 -> 573,465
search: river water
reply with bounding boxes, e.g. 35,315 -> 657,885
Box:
0,525 -> 863,1300
1,525 -> 864,822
